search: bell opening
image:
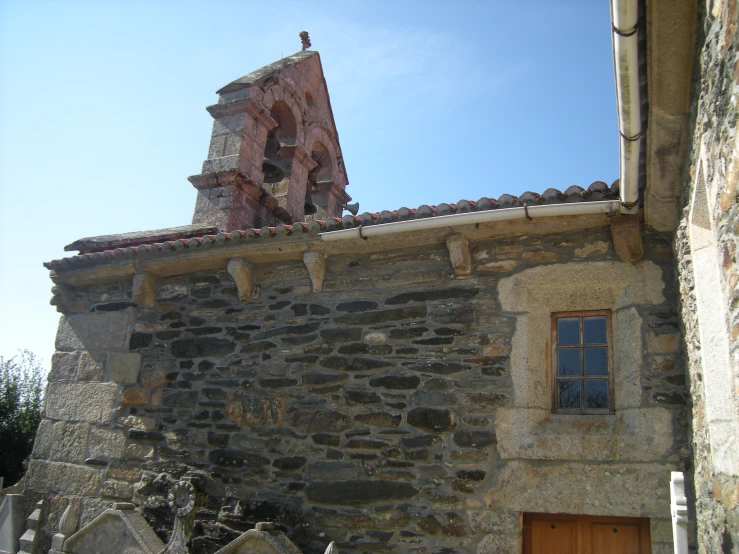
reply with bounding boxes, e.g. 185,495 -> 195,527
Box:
304,186 -> 318,215
262,161 -> 284,184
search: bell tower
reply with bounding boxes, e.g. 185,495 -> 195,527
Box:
188,48 -> 351,231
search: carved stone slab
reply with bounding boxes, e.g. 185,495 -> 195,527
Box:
62,504 -> 164,554
214,524 -> 303,554
0,494 -> 23,554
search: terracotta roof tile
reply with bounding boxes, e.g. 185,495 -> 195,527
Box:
45,180 -> 619,270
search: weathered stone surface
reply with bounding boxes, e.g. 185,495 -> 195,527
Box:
31,419 -> 54,458
410,390 -> 458,405
259,377 -> 299,388
120,387 -> 150,406
227,392 -> 286,426
302,373 -> 346,385
407,408 -> 456,433
128,429 -> 164,442
386,287 -> 478,305
431,304 -> 475,324
171,337 -> 235,357
50,422 -> 89,463
337,301 -> 378,313
125,444 -> 154,459
646,332 -> 681,353
484,461 -> 672,517
346,390 -> 381,404
303,251 -> 326,292
290,409 -> 352,433
241,340 -> 277,353
320,327 -> 363,342
26,460 -> 101,496
463,392 -> 509,407
369,374 -> 420,389
162,391 -> 199,408
453,430 -> 495,448
49,352 -> 79,381
141,369 -> 166,388
305,480 -> 417,505
311,433 -> 341,446
354,412 -> 402,428
272,456 -> 307,470
45,383 -> 117,424
227,257 -> 254,301
55,311 -> 133,352
320,356 -> 392,371
345,438 -> 389,449
108,353 -> 141,384
610,214 -> 643,262
495,407 -> 675,461
128,333 -> 152,350
335,306 -> 426,325
446,234 -> 472,275
106,466 -> 141,482
208,449 -> 270,467
411,362 -> 470,375
88,427 -> 126,459
100,480 -> 133,500
119,415 -> 157,431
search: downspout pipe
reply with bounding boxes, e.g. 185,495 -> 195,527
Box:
611,0 -> 641,214
319,200 -> 620,242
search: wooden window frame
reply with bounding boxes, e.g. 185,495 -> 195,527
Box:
551,310 -> 613,415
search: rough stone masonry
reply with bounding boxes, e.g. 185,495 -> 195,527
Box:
28,224 -> 687,554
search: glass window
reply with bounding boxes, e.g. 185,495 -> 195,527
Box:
553,311 -> 611,413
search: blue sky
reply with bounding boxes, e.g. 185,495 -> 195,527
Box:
0,0 -> 618,369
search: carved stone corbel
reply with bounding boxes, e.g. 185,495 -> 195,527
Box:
50,284 -> 73,314
227,258 -> 255,301
132,272 -> 157,308
446,233 -> 472,275
610,214 -> 643,262
303,251 -> 326,292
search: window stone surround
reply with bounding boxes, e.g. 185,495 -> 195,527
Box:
495,261 -> 676,463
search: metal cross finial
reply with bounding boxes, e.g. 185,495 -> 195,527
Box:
300,31 -> 311,51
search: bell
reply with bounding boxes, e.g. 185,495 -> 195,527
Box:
262,133 -> 284,184
344,202 -> 359,216
304,184 -> 318,215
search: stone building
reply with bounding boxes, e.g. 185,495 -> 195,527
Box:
1,0 -> 738,552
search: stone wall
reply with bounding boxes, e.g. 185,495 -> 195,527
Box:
677,0 -> 739,551
29,227 -> 686,553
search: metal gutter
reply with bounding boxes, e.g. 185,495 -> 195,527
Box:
319,200 -> 620,242
611,0 -> 642,214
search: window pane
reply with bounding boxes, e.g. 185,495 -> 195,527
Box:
557,348 -> 581,376
584,347 -> 608,375
558,380 -> 581,409
557,318 -> 580,345
585,380 -> 608,409
583,316 -> 607,344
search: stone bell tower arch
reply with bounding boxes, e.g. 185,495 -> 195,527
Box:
188,50 -> 350,231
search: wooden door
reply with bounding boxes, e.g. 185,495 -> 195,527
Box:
523,513 -> 651,554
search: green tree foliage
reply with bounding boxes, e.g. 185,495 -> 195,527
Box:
0,350 -> 43,487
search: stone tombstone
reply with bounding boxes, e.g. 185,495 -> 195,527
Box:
214,523 -> 303,554
0,494 -> 23,554
61,503 -> 164,554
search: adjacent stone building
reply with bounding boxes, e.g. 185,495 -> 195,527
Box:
2,0 -> 739,552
